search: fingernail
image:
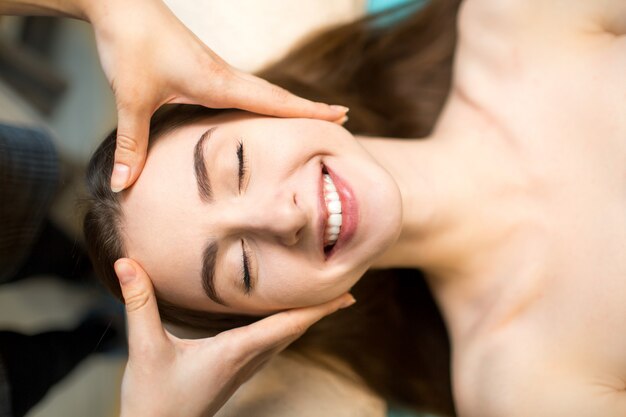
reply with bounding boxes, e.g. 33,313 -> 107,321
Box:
111,163 -> 130,193
115,260 -> 136,285
330,105 -> 349,114
339,295 -> 356,309
337,115 -> 349,125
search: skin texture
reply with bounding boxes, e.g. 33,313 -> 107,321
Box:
9,0 -> 626,415
122,1 -> 626,415
429,1 -> 626,416
121,112 -> 402,315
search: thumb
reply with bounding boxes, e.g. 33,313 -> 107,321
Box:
230,293 -> 356,357
111,105 -> 151,192
114,259 -> 167,350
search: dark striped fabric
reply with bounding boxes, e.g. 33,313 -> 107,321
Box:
0,123 -> 59,283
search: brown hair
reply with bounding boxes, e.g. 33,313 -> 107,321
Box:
84,1 -> 459,415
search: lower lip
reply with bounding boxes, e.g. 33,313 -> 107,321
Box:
325,165 -> 358,259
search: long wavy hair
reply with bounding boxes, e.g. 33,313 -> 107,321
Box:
84,1 -> 459,415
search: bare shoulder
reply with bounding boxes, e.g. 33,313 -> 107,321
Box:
215,351 -> 386,417
447,0 -> 625,152
453,326 -> 626,417
460,0 -> 626,37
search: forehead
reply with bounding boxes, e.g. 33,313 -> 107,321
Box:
120,117 -> 226,311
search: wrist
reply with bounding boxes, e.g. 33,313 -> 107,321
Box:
0,0 -> 87,19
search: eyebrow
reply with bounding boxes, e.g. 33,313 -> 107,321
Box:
194,126 -> 226,305
201,239 -> 227,306
193,127 -> 217,203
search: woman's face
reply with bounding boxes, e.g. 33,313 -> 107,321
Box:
121,112 -> 402,315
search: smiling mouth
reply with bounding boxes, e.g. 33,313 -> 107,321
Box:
322,166 -> 342,255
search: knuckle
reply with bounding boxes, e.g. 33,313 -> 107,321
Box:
212,333 -> 234,355
220,343 -> 247,370
212,331 -> 236,351
220,333 -> 261,367
211,63 -> 232,79
213,71 -> 237,98
284,315 -> 308,336
123,290 -> 151,313
269,86 -> 290,103
206,64 -> 232,89
116,134 -> 140,154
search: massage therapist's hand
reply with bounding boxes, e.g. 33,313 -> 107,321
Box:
0,0 -> 348,191
113,258 -> 355,417
82,0 -> 349,192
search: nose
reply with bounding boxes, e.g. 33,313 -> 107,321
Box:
241,190 -> 308,246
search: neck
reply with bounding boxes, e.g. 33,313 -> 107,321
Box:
357,129 -> 528,284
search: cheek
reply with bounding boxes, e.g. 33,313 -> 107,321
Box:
256,250 -> 365,307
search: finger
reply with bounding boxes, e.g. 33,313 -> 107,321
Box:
224,293 -> 356,357
114,258 -> 168,350
111,104 -> 151,192
220,73 -> 349,122
333,115 -> 349,126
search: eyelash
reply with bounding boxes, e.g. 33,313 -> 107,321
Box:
237,141 -> 252,294
241,240 -> 252,294
237,140 -> 248,192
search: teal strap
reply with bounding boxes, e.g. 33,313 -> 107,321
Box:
367,0 -> 417,14
366,0 -> 428,27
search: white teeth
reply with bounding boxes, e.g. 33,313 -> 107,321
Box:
327,225 -> 340,235
323,173 -> 342,247
324,182 -> 336,193
327,200 -> 342,214
328,214 -> 342,227
325,191 -> 339,201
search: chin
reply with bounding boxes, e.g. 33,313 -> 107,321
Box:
345,199 -> 402,275
363,174 -> 403,259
